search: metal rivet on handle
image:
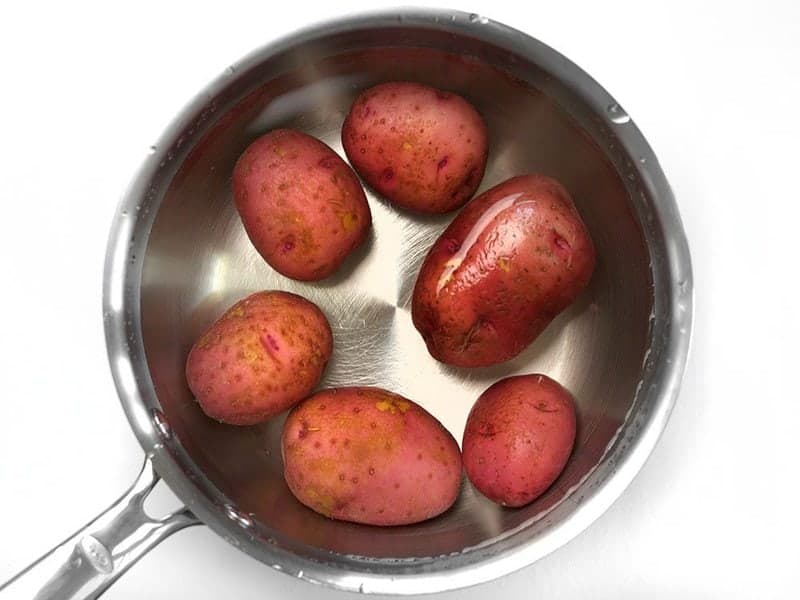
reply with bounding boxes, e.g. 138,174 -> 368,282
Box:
78,536 -> 113,574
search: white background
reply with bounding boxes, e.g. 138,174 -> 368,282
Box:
1,0 -> 799,598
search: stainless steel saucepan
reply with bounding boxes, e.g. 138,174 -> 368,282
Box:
1,9 -> 692,599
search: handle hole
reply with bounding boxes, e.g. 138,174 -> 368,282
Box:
143,478 -> 185,521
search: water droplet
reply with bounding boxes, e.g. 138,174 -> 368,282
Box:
224,504 -> 254,528
469,13 -> 489,24
297,570 -> 304,579
148,145 -> 157,154
678,279 -> 689,296
226,65 -> 236,75
607,103 -> 631,124
121,209 -> 128,216
639,156 -> 647,164
641,347 -> 652,368
152,409 -> 171,439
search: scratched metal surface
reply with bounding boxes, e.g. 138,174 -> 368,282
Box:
139,45 -> 651,560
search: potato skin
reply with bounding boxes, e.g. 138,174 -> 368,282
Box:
412,174 -> 595,367
185,291 -> 332,425
281,387 -> 462,526
342,82 -> 488,214
232,129 -> 371,281
462,374 -> 576,507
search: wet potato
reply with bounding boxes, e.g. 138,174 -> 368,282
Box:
342,82 -> 488,214
233,129 -> 372,281
185,291 -> 333,425
412,174 -> 596,367
462,374 -> 577,507
281,387 -> 462,526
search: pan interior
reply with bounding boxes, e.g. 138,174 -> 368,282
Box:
140,41 -> 650,560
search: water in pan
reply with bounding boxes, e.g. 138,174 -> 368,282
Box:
140,47 -> 651,559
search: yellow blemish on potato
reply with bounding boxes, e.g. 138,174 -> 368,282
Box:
242,347 -> 259,363
198,331 -> 217,349
273,146 -> 286,157
497,257 -> 511,272
402,141 -> 413,151
340,212 -> 358,232
306,457 -> 337,482
228,305 -> 246,318
305,488 -> 335,516
375,398 -> 411,414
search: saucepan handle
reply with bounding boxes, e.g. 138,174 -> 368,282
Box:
0,456 -> 200,600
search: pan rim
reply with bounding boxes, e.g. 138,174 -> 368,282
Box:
102,7 -> 693,594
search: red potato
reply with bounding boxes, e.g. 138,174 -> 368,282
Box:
281,387 -> 462,526
185,291 -> 332,425
232,129 -> 371,281
412,174 -> 595,368
462,374 -> 577,507
342,81 -> 488,214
